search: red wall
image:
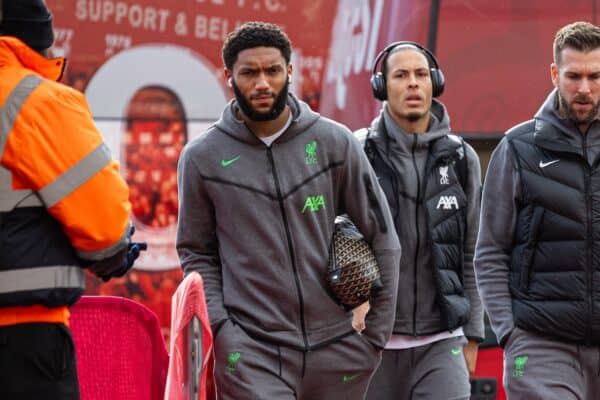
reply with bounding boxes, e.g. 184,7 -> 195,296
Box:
320,0 -> 598,134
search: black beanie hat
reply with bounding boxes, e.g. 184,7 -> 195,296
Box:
0,0 -> 54,52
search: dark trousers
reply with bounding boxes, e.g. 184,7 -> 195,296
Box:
0,323 -> 80,400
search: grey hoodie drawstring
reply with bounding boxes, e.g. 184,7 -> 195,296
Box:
576,345 -> 585,378
277,345 -> 282,378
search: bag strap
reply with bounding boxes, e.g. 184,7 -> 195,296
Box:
454,137 -> 469,191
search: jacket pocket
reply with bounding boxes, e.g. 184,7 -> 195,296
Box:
520,207 -> 545,291
212,318 -> 230,341
353,331 -> 382,357
56,325 -> 76,379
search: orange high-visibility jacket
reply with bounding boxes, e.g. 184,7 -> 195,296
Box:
0,37 -> 132,323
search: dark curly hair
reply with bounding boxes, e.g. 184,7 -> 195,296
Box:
222,21 -> 292,70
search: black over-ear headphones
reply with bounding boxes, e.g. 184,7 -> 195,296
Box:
370,41 -> 445,101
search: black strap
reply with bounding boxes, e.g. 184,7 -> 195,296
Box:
363,128 -> 375,164
454,137 -> 469,191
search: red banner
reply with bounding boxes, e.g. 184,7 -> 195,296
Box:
435,0 -> 596,134
47,0 -> 338,338
320,0 -> 599,134
320,0 -> 433,131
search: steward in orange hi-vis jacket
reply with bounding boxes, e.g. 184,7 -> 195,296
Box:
0,1 -> 145,399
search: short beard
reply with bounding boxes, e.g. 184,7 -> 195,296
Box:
406,112 -> 425,122
232,78 -> 289,122
558,91 -> 600,126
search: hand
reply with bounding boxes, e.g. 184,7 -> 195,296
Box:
100,241 -> 147,281
352,301 -> 370,332
127,241 -> 147,266
463,339 -> 479,375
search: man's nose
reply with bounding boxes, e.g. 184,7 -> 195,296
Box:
408,73 -> 419,87
578,77 -> 591,94
255,73 -> 269,90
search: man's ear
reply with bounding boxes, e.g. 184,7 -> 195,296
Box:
551,63 -> 559,88
224,68 -> 233,87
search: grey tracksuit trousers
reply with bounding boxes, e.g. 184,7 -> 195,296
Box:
213,320 -> 382,400
504,327 -> 600,400
366,336 -> 470,400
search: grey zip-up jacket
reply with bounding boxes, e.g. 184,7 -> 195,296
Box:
360,101 -> 484,340
474,89 -> 600,346
177,94 -> 401,350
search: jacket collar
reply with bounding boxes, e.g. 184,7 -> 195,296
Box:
533,119 -> 584,157
0,36 -> 66,81
368,102 -> 457,162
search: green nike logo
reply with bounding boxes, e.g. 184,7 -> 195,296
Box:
221,156 -> 240,167
450,347 -> 462,356
343,373 -> 360,382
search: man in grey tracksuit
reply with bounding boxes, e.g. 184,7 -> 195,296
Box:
359,42 -> 484,400
176,22 -> 401,400
475,22 -> 600,399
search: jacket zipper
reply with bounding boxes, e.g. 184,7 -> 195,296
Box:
411,134 -> 420,336
266,148 -> 309,350
583,135 -> 593,345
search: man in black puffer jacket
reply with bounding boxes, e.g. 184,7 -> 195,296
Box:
475,21 -> 600,399
357,41 -> 484,400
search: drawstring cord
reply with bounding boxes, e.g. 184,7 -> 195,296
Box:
277,345 -> 282,377
576,344 -> 584,378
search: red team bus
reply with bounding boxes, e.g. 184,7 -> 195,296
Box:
48,1 -> 600,398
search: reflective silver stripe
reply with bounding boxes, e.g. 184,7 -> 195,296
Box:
0,265 -> 85,294
77,221 -> 131,261
0,165 -> 43,211
16,193 -> 44,207
0,75 -> 43,157
39,143 -> 112,208
0,75 -> 44,211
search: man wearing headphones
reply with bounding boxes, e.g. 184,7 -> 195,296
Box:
355,42 -> 484,399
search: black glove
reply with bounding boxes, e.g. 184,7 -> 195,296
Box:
99,241 -> 148,282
